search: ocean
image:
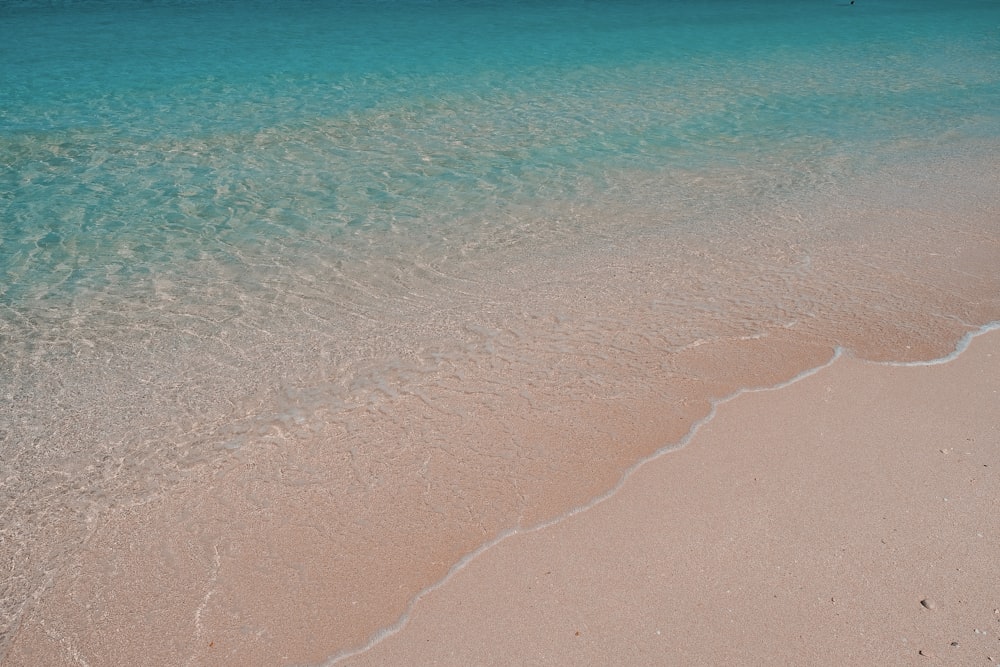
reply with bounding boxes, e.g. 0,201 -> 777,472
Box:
2,0 -> 999,662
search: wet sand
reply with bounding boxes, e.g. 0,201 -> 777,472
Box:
6,306 -> 1000,667
4,148 -> 998,664
5,330 -> 999,666
343,327 -> 1000,666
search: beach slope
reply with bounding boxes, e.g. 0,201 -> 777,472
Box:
345,329 -> 1000,666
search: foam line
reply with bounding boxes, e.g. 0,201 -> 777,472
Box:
876,321 -> 1000,367
321,320 -> 1000,664
321,346 -> 848,665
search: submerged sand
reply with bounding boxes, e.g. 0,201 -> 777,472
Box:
8,330 -> 999,665
4,146 -> 999,665
344,328 -> 1000,666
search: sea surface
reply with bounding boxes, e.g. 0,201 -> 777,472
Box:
2,0 -> 999,663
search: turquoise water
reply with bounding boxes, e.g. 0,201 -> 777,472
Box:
2,0 -> 1000,660
4,0 -> 998,300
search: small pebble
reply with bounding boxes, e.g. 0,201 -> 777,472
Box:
918,649 -> 932,657
950,641 -> 960,647
920,598 -> 937,610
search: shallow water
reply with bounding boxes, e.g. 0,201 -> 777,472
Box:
2,0 -> 1000,662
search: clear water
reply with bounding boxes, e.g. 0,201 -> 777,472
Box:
2,0 -> 999,661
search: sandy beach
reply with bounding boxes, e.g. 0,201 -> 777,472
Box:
4,3 -> 1000,664
343,327 -> 1000,666
8,330 -> 999,667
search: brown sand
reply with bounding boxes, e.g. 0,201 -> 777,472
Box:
343,328 -> 1000,667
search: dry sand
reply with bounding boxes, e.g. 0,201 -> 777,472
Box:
343,328 -> 1000,667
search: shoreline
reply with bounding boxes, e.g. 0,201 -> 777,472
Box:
342,325 -> 1000,666
5,2 -> 1000,661
4,145 -> 998,663
326,343 -> 850,664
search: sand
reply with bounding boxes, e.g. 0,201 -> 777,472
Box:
342,328 -> 1000,666
6,326 -> 999,666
